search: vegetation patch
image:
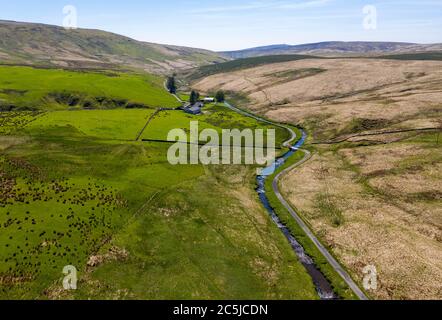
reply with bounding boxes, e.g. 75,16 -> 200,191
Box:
314,193 -> 345,227
187,55 -> 320,81
141,104 -> 289,147
25,109 -> 156,141
267,68 -> 326,82
0,169 -> 126,297
0,112 -> 42,135
0,89 -> 28,96
45,92 -> 150,110
378,51 -> 442,61
339,118 -> 393,136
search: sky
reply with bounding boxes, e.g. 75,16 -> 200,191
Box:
0,0 -> 441,51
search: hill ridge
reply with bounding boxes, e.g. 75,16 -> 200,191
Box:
0,20 -> 227,74
221,41 -> 442,58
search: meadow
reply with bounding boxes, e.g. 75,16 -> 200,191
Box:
0,65 -> 316,299
26,109 -> 156,141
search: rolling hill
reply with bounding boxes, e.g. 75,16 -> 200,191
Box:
221,41 -> 442,58
0,20 -> 227,74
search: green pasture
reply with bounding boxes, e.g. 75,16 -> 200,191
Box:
142,104 -> 290,146
0,64 -> 319,300
0,66 -> 179,110
0,97 -> 316,299
25,109 -> 156,141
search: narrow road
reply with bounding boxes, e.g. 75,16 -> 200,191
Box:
272,149 -> 368,300
224,102 -> 296,148
163,80 -> 184,103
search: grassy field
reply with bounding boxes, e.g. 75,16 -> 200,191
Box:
26,109 -> 156,141
0,66 -> 180,110
141,103 -> 290,146
0,66 -> 318,299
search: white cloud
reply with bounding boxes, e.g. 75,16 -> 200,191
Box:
278,0 -> 332,10
189,0 -> 333,14
188,1 -> 271,14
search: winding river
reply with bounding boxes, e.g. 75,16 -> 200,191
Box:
256,131 -> 336,300
223,102 -> 337,299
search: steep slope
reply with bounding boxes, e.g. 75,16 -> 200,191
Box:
221,41 -> 442,58
0,20 -> 227,74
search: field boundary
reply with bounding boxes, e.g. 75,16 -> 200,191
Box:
141,138 -> 283,149
135,108 -> 180,141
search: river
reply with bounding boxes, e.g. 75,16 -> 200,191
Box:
256,130 -> 337,300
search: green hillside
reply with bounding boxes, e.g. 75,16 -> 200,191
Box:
0,66 -> 179,110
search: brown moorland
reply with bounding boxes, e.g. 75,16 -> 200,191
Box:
194,57 -> 442,299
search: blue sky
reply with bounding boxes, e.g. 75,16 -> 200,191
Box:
1,0 -> 441,51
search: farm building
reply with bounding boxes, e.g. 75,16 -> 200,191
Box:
183,102 -> 204,115
203,97 -> 215,103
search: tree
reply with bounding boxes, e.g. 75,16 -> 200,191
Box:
189,90 -> 200,104
166,76 -> 177,94
215,90 -> 225,103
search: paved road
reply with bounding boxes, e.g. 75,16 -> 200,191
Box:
224,102 -> 297,147
224,100 -> 368,300
163,80 -> 183,103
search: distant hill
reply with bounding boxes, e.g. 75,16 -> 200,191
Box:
0,20 -> 227,74
185,54 -> 319,81
221,41 -> 442,58
187,50 -> 442,82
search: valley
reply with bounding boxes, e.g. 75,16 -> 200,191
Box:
0,64 -> 324,299
0,17 -> 441,301
192,56 -> 442,300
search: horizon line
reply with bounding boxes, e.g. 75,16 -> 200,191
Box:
1,18 -> 441,53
